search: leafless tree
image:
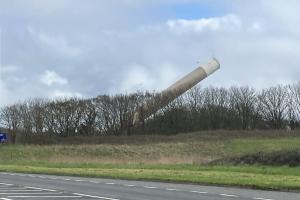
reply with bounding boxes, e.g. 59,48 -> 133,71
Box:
0,104 -> 22,143
258,85 -> 288,129
202,86 -> 229,129
287,83 -> 300,129
229,86 -> 257,129
78,99 -> 97,135
1,83 -> 300,143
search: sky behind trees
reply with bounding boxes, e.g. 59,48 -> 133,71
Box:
0,0 -> 300,106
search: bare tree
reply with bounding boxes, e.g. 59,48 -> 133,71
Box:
258,85 -> 288,129
202,87 -> 229,129
30,99 -> 47,134
287,83 -> 300,129
229,86 -> 257,129
78,99 -> 97,135
94,95 -> 119,135
1,83 -> 300,142
19,101 -> 33,134
0,104 -> 22,143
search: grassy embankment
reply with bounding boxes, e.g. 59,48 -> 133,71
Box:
0,130 -> 299,191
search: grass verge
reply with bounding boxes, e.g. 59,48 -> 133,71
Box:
0,130 -> 299,191
0,164 -> 299,191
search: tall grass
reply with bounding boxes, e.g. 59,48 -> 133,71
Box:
1,130 -> 299,165
1,130 -> 300,190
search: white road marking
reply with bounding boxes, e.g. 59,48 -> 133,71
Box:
2,173 -> 276,200
0,190 -> 42,192
0,192 -> 63,195
166,188 -> 177,191
7,195 -> 82,198
0,183 -> 12,186
220,193 -> 238,197
89,181 -> 99,183
190,190 -> 208,194
253,198 -> 274,200
124,184 -> 136,187
25,186 -> 56,192
143,186 -> 157,189
73,193 -> 119,200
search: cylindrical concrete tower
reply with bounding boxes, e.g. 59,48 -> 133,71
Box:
133,58 -> 220,125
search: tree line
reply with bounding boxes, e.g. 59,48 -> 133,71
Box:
1,83 -> 300,143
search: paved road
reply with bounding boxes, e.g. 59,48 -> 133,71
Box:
0,172 -> 299,200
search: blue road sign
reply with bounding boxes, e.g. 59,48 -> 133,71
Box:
0,132 -> 7,143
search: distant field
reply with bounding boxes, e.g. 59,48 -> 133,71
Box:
0,130 -> 299,190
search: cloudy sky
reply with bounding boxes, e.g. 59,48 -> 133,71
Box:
0,0 -> 299,106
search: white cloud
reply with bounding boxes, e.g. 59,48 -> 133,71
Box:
156,63 -> 180,90
51,90 -> 84,99
40,70 -> 68,86
0,79 -> 10,106
115,63 -> 180,93
0,65 -> 21,74
260,0 -> 300,34
117,64 -> 155,93
38,33 -> 81,57
27,26 -> 81,57
1,0 -> 300,106
167,14 -> 242,33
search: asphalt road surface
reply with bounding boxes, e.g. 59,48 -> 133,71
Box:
0,172 -> 299,200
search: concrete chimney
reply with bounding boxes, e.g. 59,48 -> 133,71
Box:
133,58 -> 220,125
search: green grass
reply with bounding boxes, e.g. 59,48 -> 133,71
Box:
226,138 -> 300,155
0,130 -> 299,190
0,164 -> 299,190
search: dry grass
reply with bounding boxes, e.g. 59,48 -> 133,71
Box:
1,130 -> 300,190
15,129 -> 300,145
1,130 -> 299,165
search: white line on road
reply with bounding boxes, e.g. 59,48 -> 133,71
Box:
220,193 -> 238,197
190,190 -> 208,194
143,186 -> 157,189
166,188 -> 178,191
124,184 -> 136,187
89,181 -> 99,184
7,195 -> 82,198
0,198 -> 13,200
0,183 -> 12,186
0,192 -> 63,195
0,190 -> 42,192
73,193 -> 119,200
24,186 -> 56,192
253,198 -> 274,200
105,183 -> 115,185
